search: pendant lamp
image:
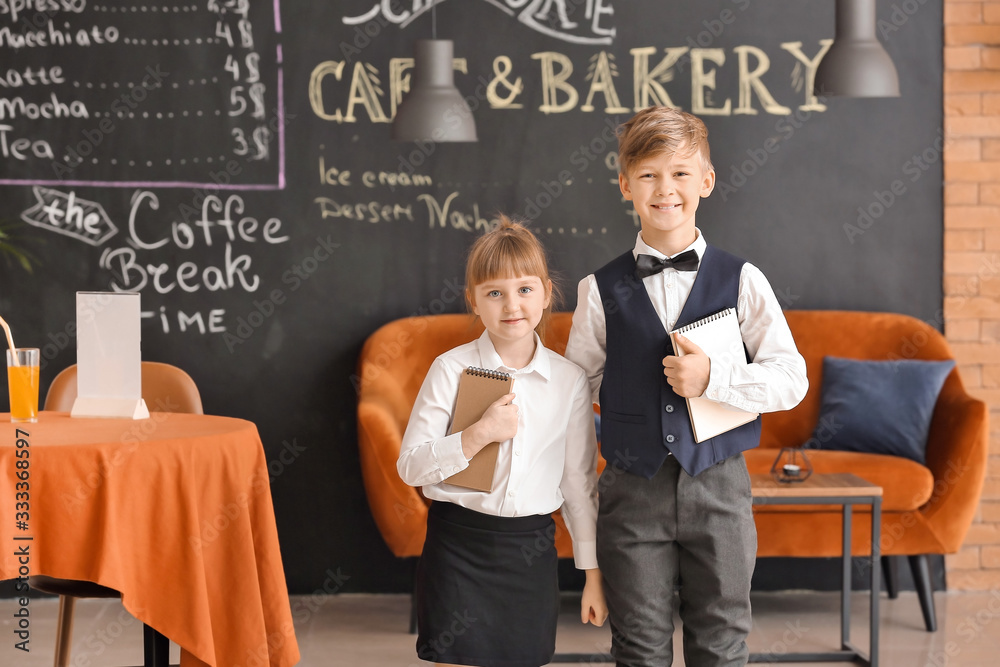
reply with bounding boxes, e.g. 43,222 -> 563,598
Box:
391,7 -> 477,142
814,0 -> 900,97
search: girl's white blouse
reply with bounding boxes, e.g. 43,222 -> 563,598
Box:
398,330 -> 599,570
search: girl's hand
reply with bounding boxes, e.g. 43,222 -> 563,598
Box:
462,393 -> 518,458
580,569 -> 608,626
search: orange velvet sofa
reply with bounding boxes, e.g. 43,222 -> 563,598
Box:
356,310 -> 988,631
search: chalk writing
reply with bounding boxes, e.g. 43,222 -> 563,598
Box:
113,188 -> 290,336
317,156 -> 432,188
0,93 -> 88,120
0,125 -> 54,160
314,198 -> 415,225
14,184 -> 293,335
142,306 -> 227,334
0,0 -> 87,25
20,186 -> 117,245
420,192 -> 496,232
0,22 -> 119,48
11,187 -> 289,338
344,0 -> 616,45
0,0 -> 285,189
310,42 -> 831,124
486,56 -> 523,109
99,241 -> 255,293
0,66 -> 66,87
210,0 -> 276,173
312,191 -> 500,233
127,191 -> 289,251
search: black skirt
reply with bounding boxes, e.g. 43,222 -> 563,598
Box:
416,501 -> 559,667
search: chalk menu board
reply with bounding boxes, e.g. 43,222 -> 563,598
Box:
0,0 -> 942,592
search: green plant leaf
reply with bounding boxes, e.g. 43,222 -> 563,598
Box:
0,220 -> 39,274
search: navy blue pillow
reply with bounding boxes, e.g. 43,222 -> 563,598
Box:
809,356 -> 955,465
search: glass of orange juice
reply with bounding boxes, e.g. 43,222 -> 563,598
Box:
6,348 -> 40,423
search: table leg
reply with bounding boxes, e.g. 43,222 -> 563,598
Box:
54,596 -> 75,667
870,497 -> 881,667
143,623 -> 170,667
748,486 -> 881,666
841,504 -> 852,649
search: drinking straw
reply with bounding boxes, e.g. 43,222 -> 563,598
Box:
0,313 -> 18,366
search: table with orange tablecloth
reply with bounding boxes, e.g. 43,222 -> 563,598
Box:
0,412 -> 300,667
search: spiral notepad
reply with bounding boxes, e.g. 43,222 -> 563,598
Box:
444,366 -> 514,491
672,308 -> 736,336
463,367 -> 512,382
669,308 -> 759,442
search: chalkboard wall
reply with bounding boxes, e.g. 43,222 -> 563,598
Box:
0,0 -> 943,593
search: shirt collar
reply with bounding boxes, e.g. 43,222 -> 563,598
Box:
475,329 -> 551,380
632,228 -> 707,261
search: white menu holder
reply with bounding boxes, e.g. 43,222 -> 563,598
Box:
71,292 -> 150,420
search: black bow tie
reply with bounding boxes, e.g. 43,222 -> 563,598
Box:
635,250 -> 700,278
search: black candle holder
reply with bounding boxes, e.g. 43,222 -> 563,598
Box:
770,447 -> 813,483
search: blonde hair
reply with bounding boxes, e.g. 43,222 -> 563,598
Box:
617,106 -> 713,177
465,215 -> 560,339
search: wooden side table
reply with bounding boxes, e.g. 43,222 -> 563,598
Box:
750,473 -> 883,667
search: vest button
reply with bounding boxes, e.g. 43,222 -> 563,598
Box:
664,405 -> 674,413
665,434 -> 675,443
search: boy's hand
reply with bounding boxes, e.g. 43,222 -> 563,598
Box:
662,335 -> 711,398
580,569 -> 608,626
462,393 -> 518,458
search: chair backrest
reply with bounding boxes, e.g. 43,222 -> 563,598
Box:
44,361 -> 204,414
355,312 -> 577,557
759,310 -> 957,449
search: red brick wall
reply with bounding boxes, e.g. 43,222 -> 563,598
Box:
944,0 -> 1000,589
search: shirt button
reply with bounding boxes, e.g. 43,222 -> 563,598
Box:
508,490 -> 516,497
452,466 -> 460,473
514,450 -> 521,456
664,405 -> 674,413
665,434 -> 675,443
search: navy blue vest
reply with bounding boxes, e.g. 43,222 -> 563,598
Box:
594,245 -> 761,478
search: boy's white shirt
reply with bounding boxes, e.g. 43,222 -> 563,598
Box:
397,330 -> 600,570
565,229 -> 808,414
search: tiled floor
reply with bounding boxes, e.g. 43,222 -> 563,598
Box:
1,590 -> 999,665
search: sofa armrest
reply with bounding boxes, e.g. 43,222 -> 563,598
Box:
919,386 -> 989,552
357,398 -> 428,557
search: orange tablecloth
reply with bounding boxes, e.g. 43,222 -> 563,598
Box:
0,412 -> 300,667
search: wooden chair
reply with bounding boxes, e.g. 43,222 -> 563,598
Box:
32,361 -> 203,667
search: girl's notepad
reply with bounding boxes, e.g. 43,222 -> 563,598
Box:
669,308 -> 759,443
444,367 -> 514,491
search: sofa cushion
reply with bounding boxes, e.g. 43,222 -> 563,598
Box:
808,356 -> 955,465
744,448 -> 934,512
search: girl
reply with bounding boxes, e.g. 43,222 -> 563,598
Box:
398,216 -> 606,667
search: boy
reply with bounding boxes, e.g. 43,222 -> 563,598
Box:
565,106 -> 808,666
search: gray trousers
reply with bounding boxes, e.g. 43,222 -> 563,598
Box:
597,452 -> 757,667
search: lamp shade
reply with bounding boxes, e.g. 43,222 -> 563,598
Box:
391,39 -> 478,142
814,0 -> 900,97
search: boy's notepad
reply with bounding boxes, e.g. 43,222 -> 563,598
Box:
669,308 -> 759,443
444,366 -> 514,492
